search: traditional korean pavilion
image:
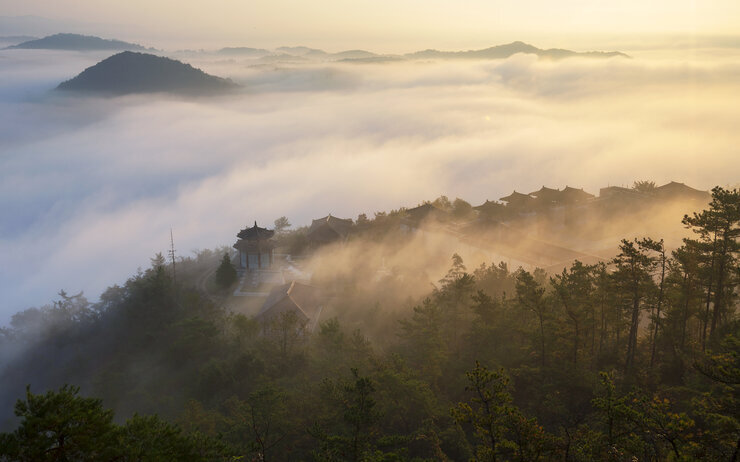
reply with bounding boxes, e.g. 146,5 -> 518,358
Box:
233,221 -> 275,271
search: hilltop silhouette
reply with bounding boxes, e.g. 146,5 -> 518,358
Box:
217,46 -> 270,56
56,51 -> 238,95
8,33 -> 149,51
405,41 -> 628,60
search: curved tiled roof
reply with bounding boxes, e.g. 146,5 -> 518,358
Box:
561,186 -> 595,201
258,281 -> 323,323
236,221 -> 275,241
308,215 -> 353,238
499,191 -> 534,203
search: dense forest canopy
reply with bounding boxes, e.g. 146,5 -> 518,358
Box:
0,186 -> 738,461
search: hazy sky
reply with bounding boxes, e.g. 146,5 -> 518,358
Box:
2,0 -> 740,50
1,2 -> 739,324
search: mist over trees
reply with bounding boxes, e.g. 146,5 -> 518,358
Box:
0,187 -> 737,461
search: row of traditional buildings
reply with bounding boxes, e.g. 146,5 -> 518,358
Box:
232,181 -> 710,332
474,181 -> 709,227
233,181 -> 709,274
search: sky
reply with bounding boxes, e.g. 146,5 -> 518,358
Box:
0,2 -> 739,325
2,0 -> 740,51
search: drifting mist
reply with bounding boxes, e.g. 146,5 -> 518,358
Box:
1,46 -> 738,323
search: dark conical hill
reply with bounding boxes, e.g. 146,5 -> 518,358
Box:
56,51 -> 238,95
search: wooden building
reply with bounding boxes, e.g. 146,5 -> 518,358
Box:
473,200 -> 507,221
499,190 -> 536,211
307,215 -> 353,245
528,186 -> 561,207
233,221 -> 275,271
560,186 -> 595,203
527,186 -> 595,207
654,181 -> 710,202
401,203 -> 449,229
598,186 -> 642,201
257,281 -> 324,332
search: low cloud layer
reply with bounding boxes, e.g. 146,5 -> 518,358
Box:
1,48 -> 738,324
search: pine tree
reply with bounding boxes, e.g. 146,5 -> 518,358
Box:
215,253 -> 237,289
451,361 -> 515,462
551,261 -> 594,367
682,187 -> 740,346
516,269 -> 548,368
612,239 -> 656,374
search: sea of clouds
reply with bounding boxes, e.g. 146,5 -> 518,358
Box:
1,46 -> 739,324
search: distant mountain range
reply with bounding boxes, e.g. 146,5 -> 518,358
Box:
217,46 -> 270,57
7,33 -> 150,51
275,46 -> 327,57
214,41 -> 627,62
56,51 -> 237,95
216,46 -> 379,61
4,35 -> 627,62
404,41 -> 628,60
331,49 -> 378,60
49,41 -> 625,96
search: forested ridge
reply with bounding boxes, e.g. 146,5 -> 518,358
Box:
0,187 -> 738,461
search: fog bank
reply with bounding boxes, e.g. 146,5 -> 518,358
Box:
1,48 -> 738,324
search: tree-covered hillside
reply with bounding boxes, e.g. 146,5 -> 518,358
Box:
0,187 -> 737,461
